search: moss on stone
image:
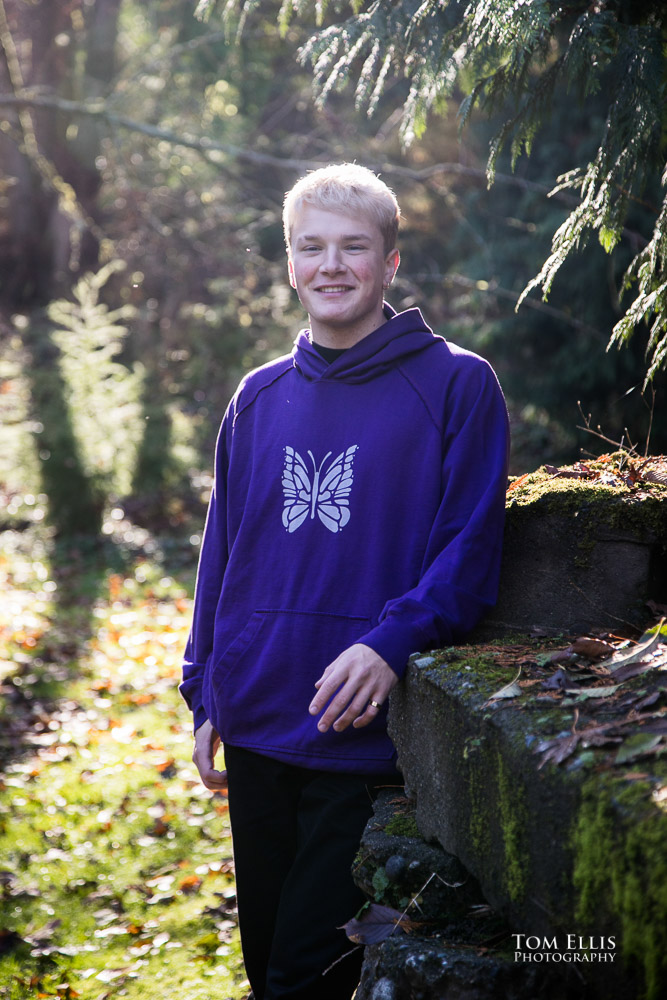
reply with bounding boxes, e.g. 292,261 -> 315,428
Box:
384,813 -> 420,839
467,756 -> 489,858
371,866 -> 390,901
572,775 -> 667,1000
497,754 -> 528,905
423,649 -> 525,701
506,464 -> 667,543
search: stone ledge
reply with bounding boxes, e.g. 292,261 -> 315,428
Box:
387,642 -> 667,999
473,469 -> 667,638
357,937 -> 579,1000
353,789 -> 484,922
353,791 -> 581,1000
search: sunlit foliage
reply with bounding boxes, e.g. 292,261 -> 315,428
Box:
49,262 -> 143,502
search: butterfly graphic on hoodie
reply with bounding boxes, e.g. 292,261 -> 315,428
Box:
282,445 -> 358,533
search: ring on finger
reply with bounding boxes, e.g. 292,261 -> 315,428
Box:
369,699 -> 382,710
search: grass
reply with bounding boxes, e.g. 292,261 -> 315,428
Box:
0,526 -> 247,1000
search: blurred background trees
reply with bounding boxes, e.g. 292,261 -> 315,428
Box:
1,0 -> 665,542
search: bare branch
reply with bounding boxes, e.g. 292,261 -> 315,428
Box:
0,90 -> 646,243
0,91 -> 327,171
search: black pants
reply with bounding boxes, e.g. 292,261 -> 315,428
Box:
224,745 -> 401,1000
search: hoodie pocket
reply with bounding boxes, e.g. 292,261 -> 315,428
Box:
211,611 -> 266,687
210,609 -> 373,750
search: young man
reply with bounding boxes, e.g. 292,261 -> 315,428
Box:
181,163 -> 510,999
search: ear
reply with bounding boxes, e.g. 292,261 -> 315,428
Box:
384,248 -> 400,287
288,257 -> 297,290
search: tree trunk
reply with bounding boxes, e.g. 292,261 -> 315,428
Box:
0,0 -> 121,539
0,0 -> 122,310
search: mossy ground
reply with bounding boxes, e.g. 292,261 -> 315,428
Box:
0,529 -> 246,1000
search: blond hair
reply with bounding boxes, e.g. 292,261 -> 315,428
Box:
283,163 -> 400,255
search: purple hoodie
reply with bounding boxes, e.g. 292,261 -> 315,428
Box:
180,306 -> 509,773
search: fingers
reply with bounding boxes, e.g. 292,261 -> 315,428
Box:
309,644 -> 374,716
197,764 -> 229,792
193,720 -> 228,791
318,683 -> 376,733
352,698 -> 384,730
309,644 -> 398,734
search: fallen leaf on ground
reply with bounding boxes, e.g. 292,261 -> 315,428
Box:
612,656 -> 667,684
487,680 -> 522,702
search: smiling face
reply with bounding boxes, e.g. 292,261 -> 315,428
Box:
288,205 -> 399,348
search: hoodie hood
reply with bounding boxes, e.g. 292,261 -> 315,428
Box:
291,304 -> 442,383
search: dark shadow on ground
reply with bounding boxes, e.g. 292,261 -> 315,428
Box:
0,534 -> 133,770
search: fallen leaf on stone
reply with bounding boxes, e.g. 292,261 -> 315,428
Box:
506,473 -> 531,492
614,733 -> 663,764
644,468 -> 667,486
544,464 -> 594,480
562,685 -> 620,703
634,691 -> 662,711
342,903 -> 418,944
633,719 -> 667,736
487,680 -> 523,702
535,732 -> 583,768
570,637 -> 615,660
178,874 -> 202,894
612,656 -> 667,684
547,647 -> 576,665
95,968 -> 129,983
609,629 -> 665,674
484,667 -> 522,705
541,668 -> 579,692
637,619 -> 667,644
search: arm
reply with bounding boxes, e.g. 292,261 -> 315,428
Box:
179,408 -> 233,733
311,357 -> 510,732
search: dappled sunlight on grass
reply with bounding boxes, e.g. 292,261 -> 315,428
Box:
0,535 -> 247,999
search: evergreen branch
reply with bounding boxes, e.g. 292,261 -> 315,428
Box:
0,91 -> 318,170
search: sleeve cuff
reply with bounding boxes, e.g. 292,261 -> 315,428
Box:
359,618 -> 431,680
179,675 -> 209,733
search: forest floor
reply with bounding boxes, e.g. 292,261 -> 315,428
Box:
0,526 -> 247,1000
